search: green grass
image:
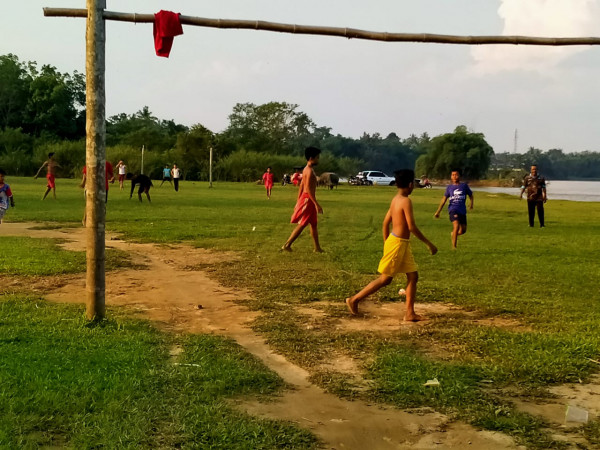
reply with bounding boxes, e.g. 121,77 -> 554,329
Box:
0,297 -> 317,449
3,176 -> 600,447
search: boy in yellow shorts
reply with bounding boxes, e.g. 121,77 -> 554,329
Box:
346,169 -> 437,322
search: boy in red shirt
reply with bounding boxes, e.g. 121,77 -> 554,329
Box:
262,167 -> 274,199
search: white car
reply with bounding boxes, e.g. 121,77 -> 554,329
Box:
359,171 -> 395,186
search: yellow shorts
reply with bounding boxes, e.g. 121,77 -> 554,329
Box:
377,235 -> 418,276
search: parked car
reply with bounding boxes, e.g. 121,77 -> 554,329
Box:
359,171 -> 395,186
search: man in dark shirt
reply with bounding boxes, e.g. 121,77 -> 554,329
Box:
127,173 -> 153,203
520,164 -> 547,227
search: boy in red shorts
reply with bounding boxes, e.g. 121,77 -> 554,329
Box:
282,147 -> 323,253
262,167 -> 274,199
34,152 -> 61,200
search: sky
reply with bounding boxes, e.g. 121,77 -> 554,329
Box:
2,0 -> 600,153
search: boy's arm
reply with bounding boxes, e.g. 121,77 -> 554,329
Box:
129,179 -> 136,198
382,209 -> 391,242
407,201 -> 437,255
468,194 -> 474,210
433,196 -> 448,218
34,161 -> 47,178
307,173 -> 323,214
79,172 -> 87,189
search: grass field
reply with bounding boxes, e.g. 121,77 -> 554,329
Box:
2,176 -> 600,448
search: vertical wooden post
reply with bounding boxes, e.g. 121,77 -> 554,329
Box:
141,145 -> 145,175
85,0 -> 106,320
209,147 -> 213,188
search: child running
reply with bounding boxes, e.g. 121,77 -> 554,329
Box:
262,167 -> 274,199
34,152 -> 61,200
0,168 -> 15,224
433,169 -> 473,249
282,147 -> 323,252
346,169 -> 437,322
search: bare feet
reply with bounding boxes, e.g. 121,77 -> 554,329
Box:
403,313 -> 424,322
314,247 -> 324,253
280,245 -> 292,252
346,298 -> 359,316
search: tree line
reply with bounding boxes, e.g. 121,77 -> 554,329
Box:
2,53 -> 599,181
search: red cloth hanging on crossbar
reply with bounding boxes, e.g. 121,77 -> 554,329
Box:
153,10 -> 184,57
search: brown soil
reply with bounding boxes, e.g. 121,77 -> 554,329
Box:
0,222 -> 552,449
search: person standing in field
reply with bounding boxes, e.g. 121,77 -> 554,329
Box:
434,169 -> 473,249
34,152 -> 62,200
127,172 -> 153,203
291,168 -> 302,187
115,160 -> 127,191
282,147 -> 323,252
346,169 -> 437,322
262,166 -> 274,199
0,168 -> 15,224
171,164 -> 181,192
520,164 -> 547,228
160,165 -> 172,187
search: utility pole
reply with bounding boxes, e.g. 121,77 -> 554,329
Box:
141,145 -> 145,174
85,0 -> 107,320
514,129 -> 518,154
209,147 -> 213,188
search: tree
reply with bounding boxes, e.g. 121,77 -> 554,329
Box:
416,126 -> 494,179
223,102 -> 316,155
0,54 -> 31,129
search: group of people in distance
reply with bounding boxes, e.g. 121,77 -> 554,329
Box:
28,153 -> 186,205
278,147 -> 548,323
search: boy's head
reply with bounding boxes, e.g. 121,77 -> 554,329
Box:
266,166 -> 271,172
394,169 -> 415,191
173,164 -> 178,168
126,172 -> 134,180
305,146 -> 321,163
48,152 -> 55,159
530,164 -> 538,175
451,169 -> 461,183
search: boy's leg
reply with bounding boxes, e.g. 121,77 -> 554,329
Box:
346,274 -> 393,315
145,187 -> 152,203
404,271 -> 422,321
42,187 -> 51,200
451,220 -> 460,248
282,223 -> 307,251
309,222 -> 323,253
537,201 -> 544,227
527,200 -> 536,227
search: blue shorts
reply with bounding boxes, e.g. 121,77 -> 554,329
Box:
449,211 -> 467,225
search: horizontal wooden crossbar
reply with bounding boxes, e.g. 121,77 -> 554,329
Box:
43,8 -> 600,46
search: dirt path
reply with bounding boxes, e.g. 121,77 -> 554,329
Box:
1,223 -> 523,449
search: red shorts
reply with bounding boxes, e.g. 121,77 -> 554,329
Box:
290,193 -> 317,227
46,174 -> 55,188
119,174 -> 125,182
265,183 -> 273,190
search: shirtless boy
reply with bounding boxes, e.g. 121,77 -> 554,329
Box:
34,152 -> 62,200
127,172 -> 153,203
346,169 -> 437,322
282,147 -> 324,252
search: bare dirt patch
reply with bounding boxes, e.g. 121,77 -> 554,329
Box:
0,222 -> 524,449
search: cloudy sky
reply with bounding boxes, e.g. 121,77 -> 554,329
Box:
2,0 -> 600,153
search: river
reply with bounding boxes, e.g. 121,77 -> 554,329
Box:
469,180 -> 600,202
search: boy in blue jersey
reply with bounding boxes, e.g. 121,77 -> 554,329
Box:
434,169 -> 473,249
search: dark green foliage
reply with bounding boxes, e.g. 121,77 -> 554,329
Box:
415,125 -> 494,179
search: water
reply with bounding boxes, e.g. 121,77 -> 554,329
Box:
469,180 -> 600,202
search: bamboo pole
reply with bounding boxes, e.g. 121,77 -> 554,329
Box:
85,0 -> 106,320
44,8 -> 600,46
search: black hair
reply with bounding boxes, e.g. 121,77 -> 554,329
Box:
267,166 -> 271,170
48,152 -> 55,158
304,146 -> 321,161
451,168 -> 462,176
0,168 -> 6,176
126,172 -> 134,180
394,169 -> 414,188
